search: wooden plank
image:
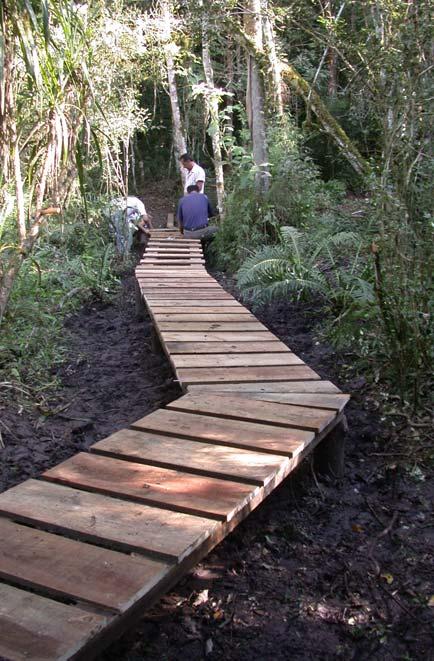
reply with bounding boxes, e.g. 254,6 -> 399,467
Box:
43,452 -> 258,522
157,322 -> 267,331
186,380 -> 342,393
141,261 -> 205,265
147,300 -> 242,307
144,253 -> 204,258
161,332 -> 276,342
131,409 -> 313,456
143,289 -> 226,296
176,365 -> 320,384
136,271 -> 209,277
152,307 -> 251,314
0,583 -> 107,661
142,254 -> 203,259
144,249 -> 203,254
0,479 -> 218,563
140,282 -> 221,288
166,212 -> 175,227
154,313 -> 257,323
166,340 -> 290,353
225,391 -> 350,411
171,352 -> 303,367
146,241 -> 198,244
91,429 -> 289,487
144,292 -> 234,299
0,518 -> 169,613
167,393 -> 335,433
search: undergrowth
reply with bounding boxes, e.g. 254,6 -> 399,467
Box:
0,201 -> 125,399
213,121 -> 433,408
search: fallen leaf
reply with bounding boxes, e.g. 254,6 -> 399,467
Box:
351,523 -> 364,533
381,573 -> 394,585
428,596 -> 434,607
205,638 -> 213,656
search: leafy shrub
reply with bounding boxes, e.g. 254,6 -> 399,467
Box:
0,201 -> 122,391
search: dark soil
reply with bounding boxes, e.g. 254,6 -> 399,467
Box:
0,269 -> 432,660
0,276 -> 180,492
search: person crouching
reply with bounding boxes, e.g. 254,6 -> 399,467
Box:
176,185 -> 217,239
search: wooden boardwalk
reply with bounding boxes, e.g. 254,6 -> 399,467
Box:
0,229 -> 349,660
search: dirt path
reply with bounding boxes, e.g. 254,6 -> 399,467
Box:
0,276 -> 180,492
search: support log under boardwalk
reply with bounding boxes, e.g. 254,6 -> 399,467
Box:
0,229 -> 349,660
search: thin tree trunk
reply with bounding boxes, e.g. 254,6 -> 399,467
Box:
224,38 -> 235,160
244,0 -> 269,193
325,0 -> 338,97
201,12 -> 225,215
327,49 -> 338,97
261,0 -> 284,116
0,120 -> 60,324
161,1 -> 187,186
230,19 -> 370,178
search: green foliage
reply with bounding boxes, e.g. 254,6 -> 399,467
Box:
212,119 -> 343,269
236,208 -> 433,404
0,201 -> 121,390
238,224 -> 371,307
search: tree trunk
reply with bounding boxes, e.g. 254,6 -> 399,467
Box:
261,0 -> 284,116
224,38 -> 235,161
244,0 -> 269,193
161,1 -> 187,186
201,13 -> 225,215
0,116 -> 60,325
327,49 -> 338,97
229,16 -> 370,178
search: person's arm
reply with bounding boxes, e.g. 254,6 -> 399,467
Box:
137,218 -> 151,236
145,213 -> 153,229
196,165 -> 205,193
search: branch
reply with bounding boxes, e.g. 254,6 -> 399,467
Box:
227,19 -> 371,178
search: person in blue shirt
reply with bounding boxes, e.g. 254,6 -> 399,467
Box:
176,184 -> 218,239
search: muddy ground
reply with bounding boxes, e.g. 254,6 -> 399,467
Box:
0,262 -> 432,659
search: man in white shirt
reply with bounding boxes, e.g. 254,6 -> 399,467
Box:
109,196 -> 152,254
180,153 -> 205,194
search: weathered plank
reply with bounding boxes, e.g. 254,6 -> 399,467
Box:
137,271 -> 209,275
166,340 -> 290,353
146,300 -> 242,307
0,518 -> 169,612
161,332 -> 277,342
157,321 -> 267,331
176,364 -> 320,384
91,429 -> 289,487
186,380 -> 341,393
167,393 -> 335,433
140,282 -> 221,288
144,251 -> 203,257
131,409 -> 313,456
0,583 -> 107,661
0,479 -> 217,563
43,452 -> 258,522
155,314 -> 257,323
171,352 -> 303,367
152,307 -> 251,314
145,292 -> 233,299
141,260 -> 205,266
222,391 -> 351,411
